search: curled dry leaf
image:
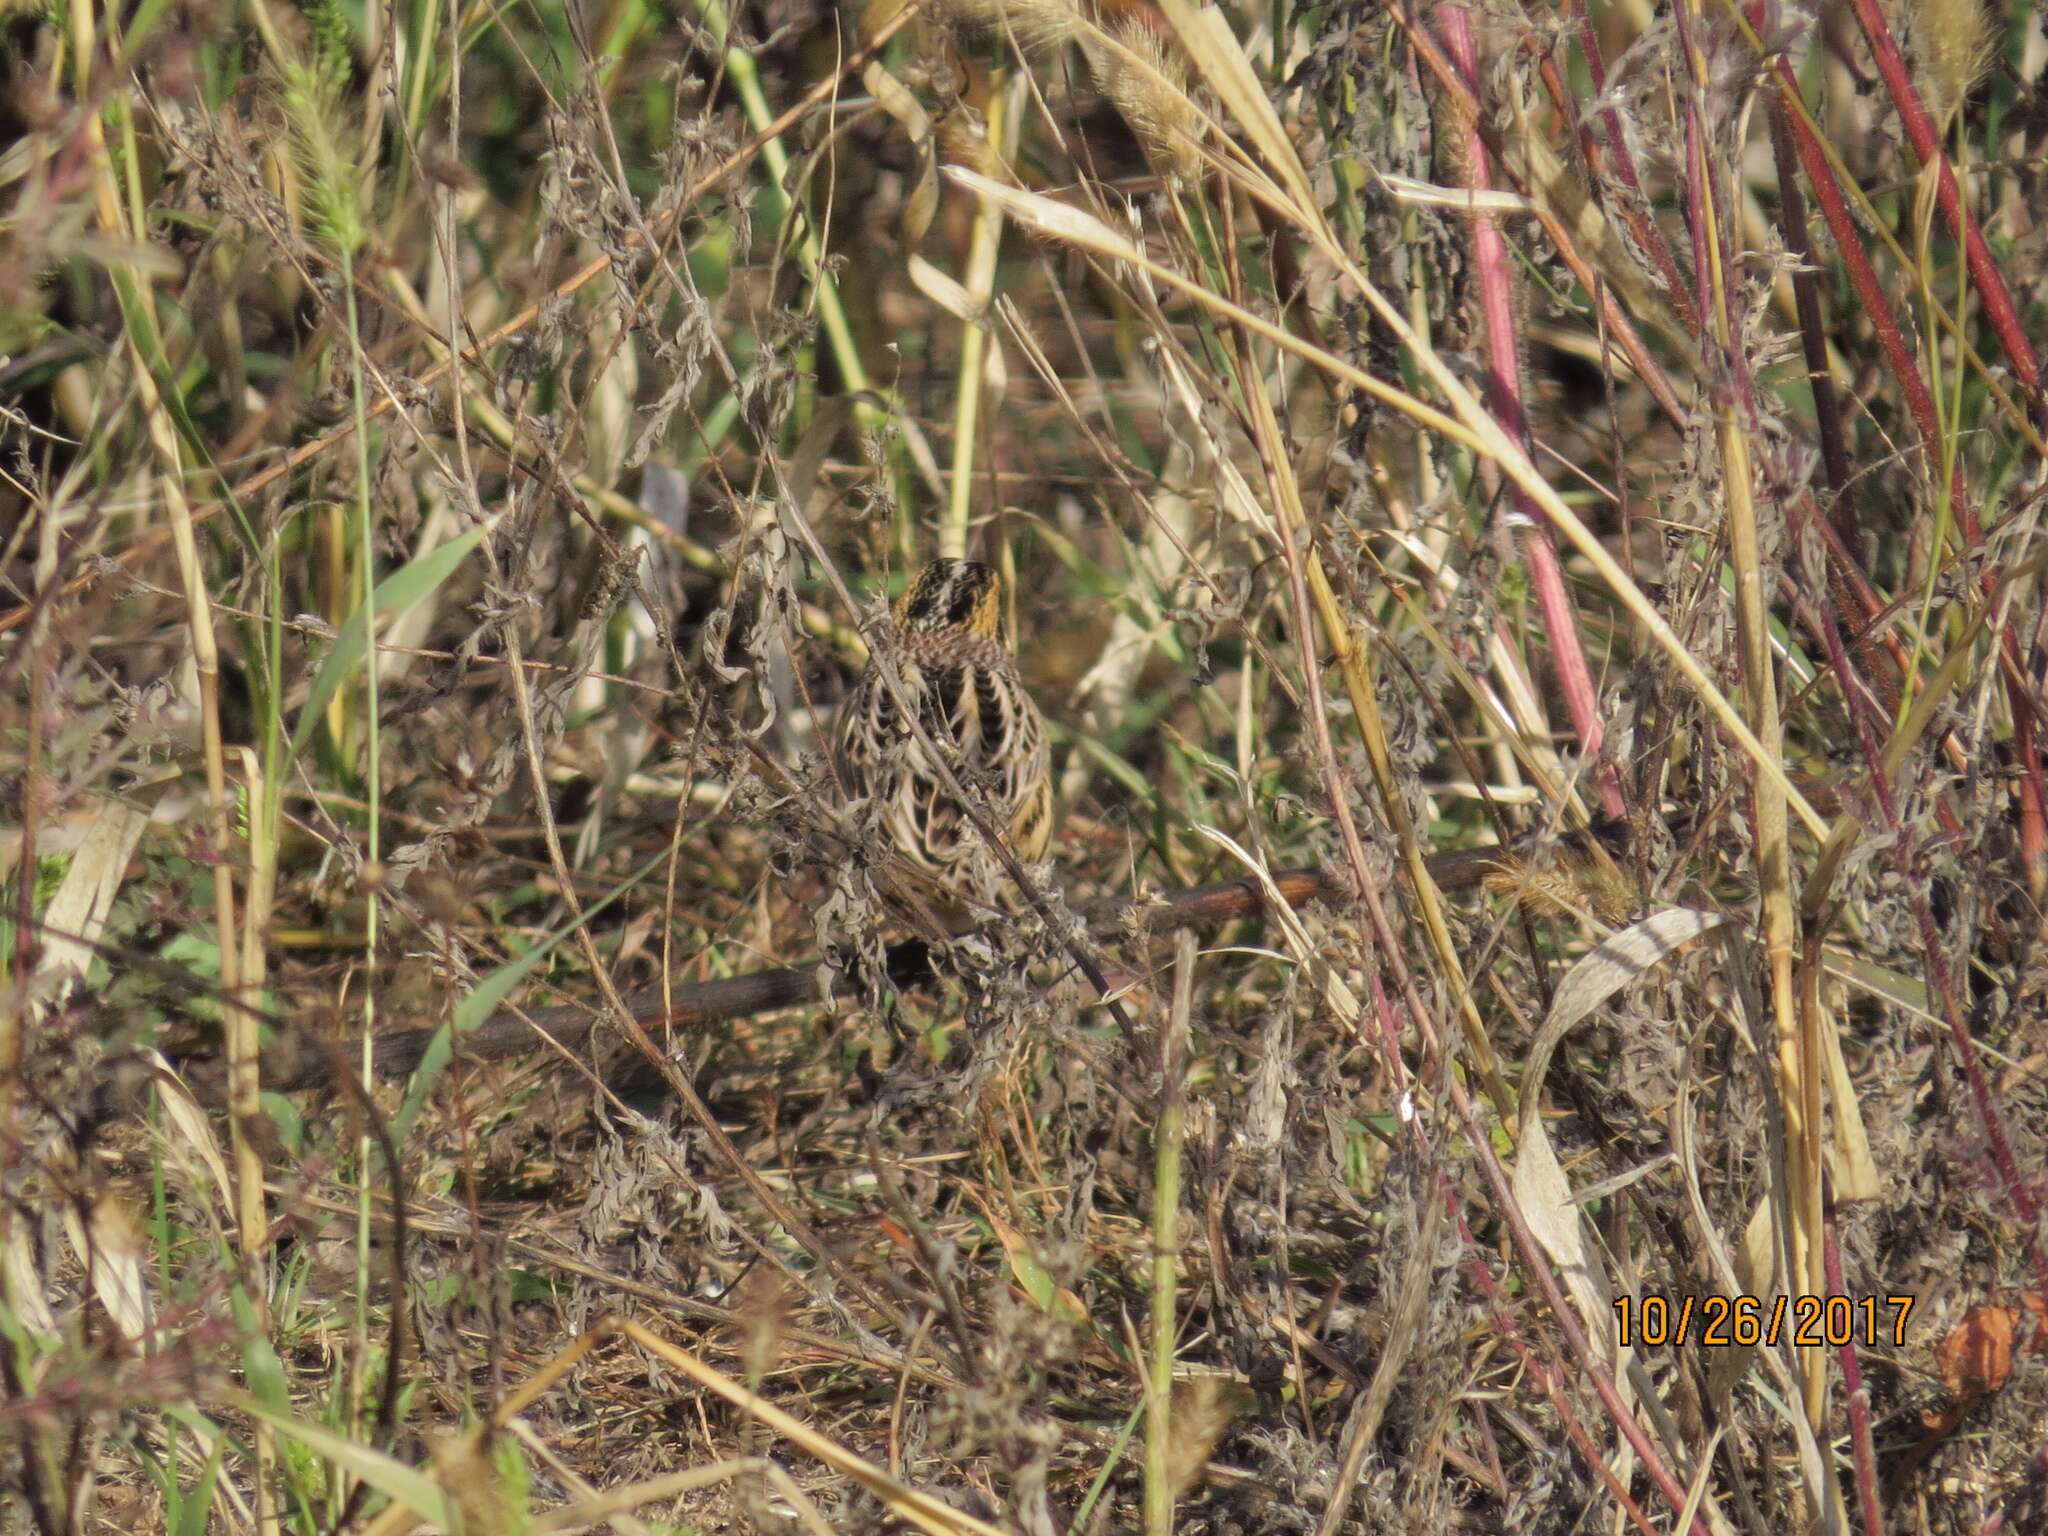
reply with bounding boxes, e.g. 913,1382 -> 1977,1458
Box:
1928,1290 -> 2048,1422
906,253 -> 985,324
63,1191 -> 153,1344
143,1050 -> 238,1223
33,789 -> 157,998
863,61 -> 939,247
1514,908 -> 1730,1363
1539,907 -> 1733,1036
1936,1304 -> 2016,1407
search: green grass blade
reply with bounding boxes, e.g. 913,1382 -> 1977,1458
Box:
288,526 -> 487,761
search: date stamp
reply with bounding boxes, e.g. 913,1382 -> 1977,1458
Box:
1613,1293 -> 1916,1349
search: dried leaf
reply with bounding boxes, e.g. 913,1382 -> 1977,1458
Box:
1935,1304 -> 2017,1402
1543,907 -> 1729,1034
144,1049 -> 239,1223
34,789 -> 158,995
1517,907 -> 1729,1363
907,254 -> 986,324
864,61 -> 939,246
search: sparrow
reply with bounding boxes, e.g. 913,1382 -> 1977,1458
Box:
837,559 -> 1053,919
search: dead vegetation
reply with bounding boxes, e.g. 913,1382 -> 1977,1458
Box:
3,0 -> 2048,1531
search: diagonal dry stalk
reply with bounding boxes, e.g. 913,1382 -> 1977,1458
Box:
947,161 -> 1832,842
346,1315 -> 1010,1536
920,11 -> 1726,1525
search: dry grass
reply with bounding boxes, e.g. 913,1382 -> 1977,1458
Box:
3,0 -> 2047,1531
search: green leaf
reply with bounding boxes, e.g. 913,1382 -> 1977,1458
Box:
223,1390 -> 450,1527
161,933 -> 222,972
506,1269 -> 558,1304
391,846 -> 669,1146
290,528 -> 487,760
158,1424 -> 225,1536
1006,1244 -> 1057,1312
156,1410 -> 233,1536
262,1091 -> 306,1156
232,1286 -> 290,1410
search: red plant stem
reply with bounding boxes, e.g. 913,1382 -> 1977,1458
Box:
1346,819 -> 1704,1536
1772,58 -> 2048,879
1468,1400 -> 1509,1498
1383,0 -> 1688,429
1839,0 -> 2042,395
1905,899 -> 2048,1285
1822,1218 -> 1888,1536
1681,112 -> 1715,340
1457,1263 -> 1670,1536
1775,63 -> 1955,493
1782,492 -> 1981,844
1439,1060 -> 1710,1536
1764,93 -> 1862,555
1667,0 -> 1717,338
1759,80 -> 1988,805
1433,3 -> 1626,820
1785,523 -> 2048,1291
1335,925 -> 1671,1536
1359,969 -> 1704,1536
1564,0 -> 1697,323
1977,1435 -> 2048,1535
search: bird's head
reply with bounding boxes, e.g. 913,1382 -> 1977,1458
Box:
897,559 -> 1004,639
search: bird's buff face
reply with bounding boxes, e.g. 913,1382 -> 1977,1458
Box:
897,559 -> 1003,639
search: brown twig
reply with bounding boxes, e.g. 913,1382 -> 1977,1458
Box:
253,848 -> 1536,1094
